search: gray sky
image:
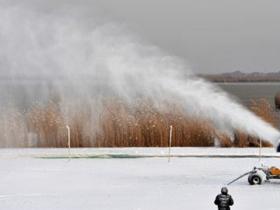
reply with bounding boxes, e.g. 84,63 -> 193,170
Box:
4,0 -> 280,73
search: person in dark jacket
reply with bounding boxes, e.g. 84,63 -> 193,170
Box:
214,187 -> 234,210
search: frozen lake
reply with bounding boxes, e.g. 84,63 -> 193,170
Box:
1,148 -> 280,210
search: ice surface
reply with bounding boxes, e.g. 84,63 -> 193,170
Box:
0,148 -> 280,210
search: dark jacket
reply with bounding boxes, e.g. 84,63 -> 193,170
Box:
214,193 -> 234,210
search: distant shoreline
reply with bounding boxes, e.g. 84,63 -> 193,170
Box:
199,70 -> 280,83
212,81 -> 280,83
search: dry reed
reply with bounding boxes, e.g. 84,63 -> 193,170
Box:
0,98 -> 278,148
232,98 -> 279,147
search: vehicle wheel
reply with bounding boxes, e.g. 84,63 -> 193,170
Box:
248,174 -> 262,185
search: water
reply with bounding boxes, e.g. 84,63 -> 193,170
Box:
1,81 -> 278,109
218,82 -> 280,107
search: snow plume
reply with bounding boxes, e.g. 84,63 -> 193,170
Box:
0,2 -> 279,146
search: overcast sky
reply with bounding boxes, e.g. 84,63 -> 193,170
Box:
4,0 -> 280,73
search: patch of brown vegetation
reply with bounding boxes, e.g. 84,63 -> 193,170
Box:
250,99 -> 279,128
231,99 -> 278,148
94,101 -> 215,147
0,98 -> 278,148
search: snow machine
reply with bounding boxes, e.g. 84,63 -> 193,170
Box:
247,166 -> 280,185
228,166 -> 280,185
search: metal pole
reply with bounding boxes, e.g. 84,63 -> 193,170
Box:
259,138 -> 262,162
66,125 -> 71,158
168,125 -> 173,162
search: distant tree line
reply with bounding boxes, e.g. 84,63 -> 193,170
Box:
199,71 -> 280,82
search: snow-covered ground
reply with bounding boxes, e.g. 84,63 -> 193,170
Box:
0,148 -> 280,210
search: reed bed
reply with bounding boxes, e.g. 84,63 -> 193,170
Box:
232,98 -> 279,147
0,98 -> 278,148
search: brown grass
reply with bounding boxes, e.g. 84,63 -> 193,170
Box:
250,99 -> 279,128
26,101 -> 66,147
215,131 -> 232,147
0,98 -> 278,148
14,99 -> 218,147
94,101 -> 215,147
231,98 -> 278,148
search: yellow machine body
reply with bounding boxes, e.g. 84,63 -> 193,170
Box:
269,167 -> 280,175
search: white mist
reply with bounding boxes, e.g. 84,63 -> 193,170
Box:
0,3 -> 279,146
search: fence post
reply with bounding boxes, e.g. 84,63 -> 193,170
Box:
168,125 -> 173,162
66,125 -> 71,158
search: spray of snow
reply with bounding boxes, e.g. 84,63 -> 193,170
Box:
0,3 -> 279,146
